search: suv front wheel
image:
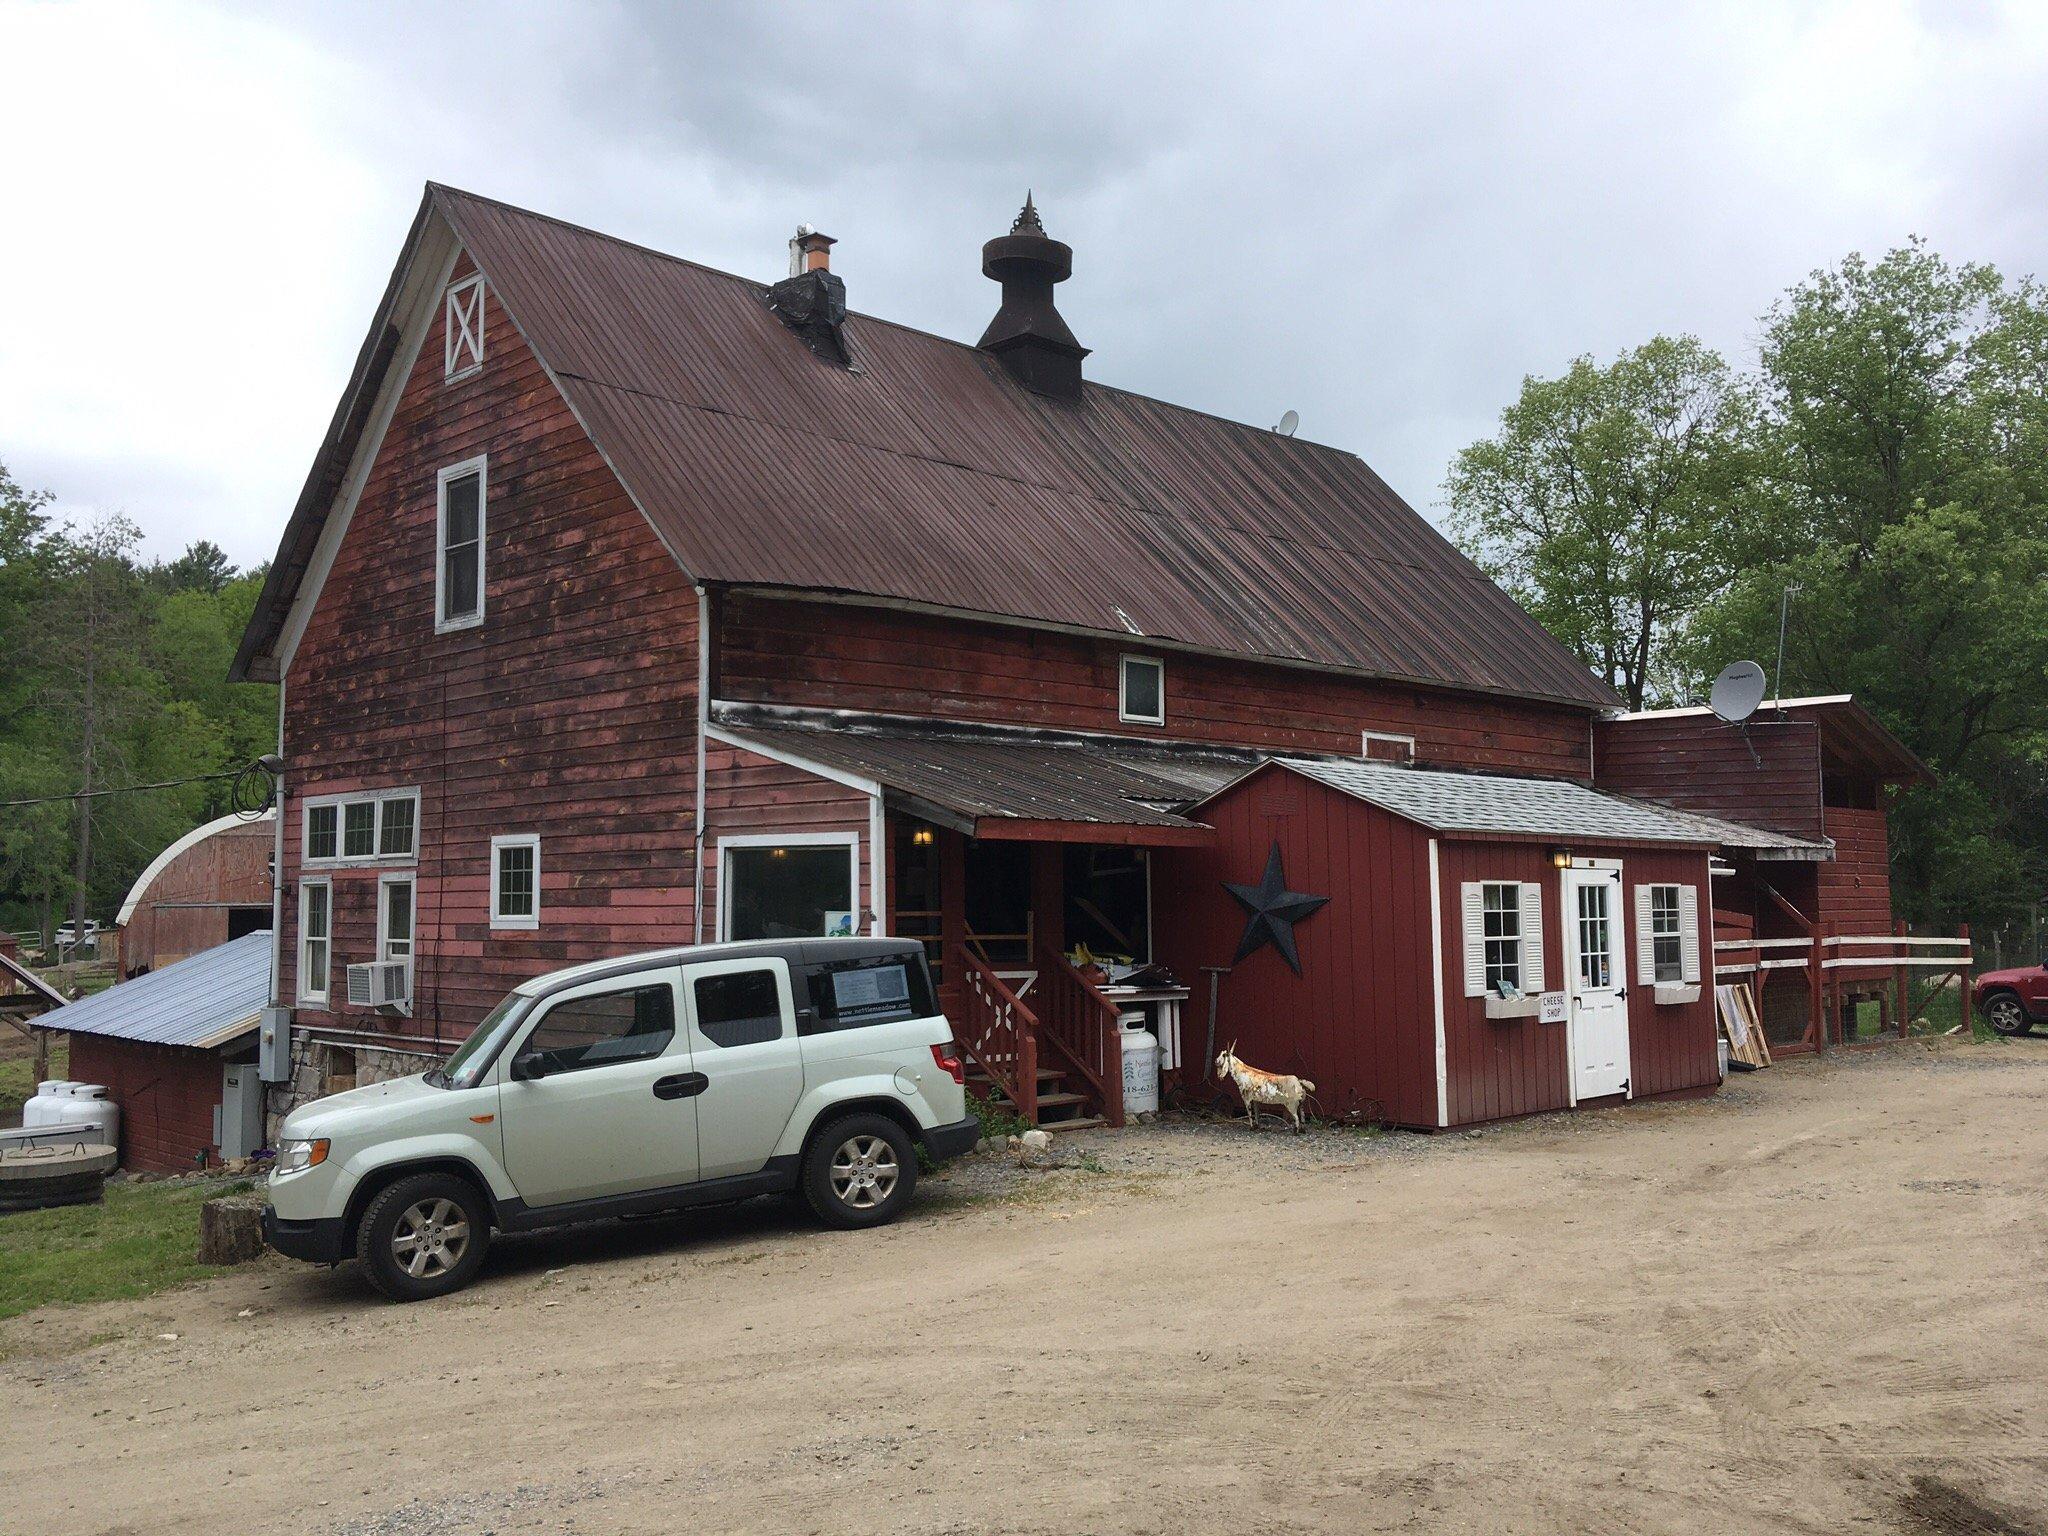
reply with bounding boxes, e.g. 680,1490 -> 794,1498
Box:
802,1113 -> 917,1229
356,1171 -> 492,1301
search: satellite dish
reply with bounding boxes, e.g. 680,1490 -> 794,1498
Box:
1273,409 -> 1299,436
1709,660 -> 1768,724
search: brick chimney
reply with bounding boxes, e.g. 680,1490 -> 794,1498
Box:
977,193 -> 1088,401
787,225 -> 835,276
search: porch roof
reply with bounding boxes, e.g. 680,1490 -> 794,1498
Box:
1210,757 -> 1828,856
710,717 -> 1249,845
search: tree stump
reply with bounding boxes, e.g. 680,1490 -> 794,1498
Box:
198,1192 -> 268,1266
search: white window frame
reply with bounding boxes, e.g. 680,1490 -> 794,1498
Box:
1119,653 -> 1166,726
491,833 -> 541,931
1361,730 -> 1417,763
435,455 -> 489,634
1461,879 -> 1545,1002
444,273 -> 485,381
717,831 -> 860,943
1635,881 -> 1701,988
301,788 -> 421,869
297,877 -> 332,1007
1479,880 -> 1524,995
377,872 -> 416,964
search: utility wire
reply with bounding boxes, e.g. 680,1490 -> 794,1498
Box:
1,759 -> 277,814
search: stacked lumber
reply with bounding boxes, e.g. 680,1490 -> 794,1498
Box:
1716,984 -> 1772,1070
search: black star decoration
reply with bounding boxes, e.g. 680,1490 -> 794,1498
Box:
1223,842 -> 1329,975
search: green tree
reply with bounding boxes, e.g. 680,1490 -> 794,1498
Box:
1445,336 -> 1758,709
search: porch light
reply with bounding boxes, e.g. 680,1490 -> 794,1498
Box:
770,847 -> 788,859
912,826 -> 934,847
1549,846 -> 1572,869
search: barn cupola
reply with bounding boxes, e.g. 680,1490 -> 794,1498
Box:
766,224 -> 852,366
977,193 -> 1088,401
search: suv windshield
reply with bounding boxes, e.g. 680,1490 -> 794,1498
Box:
433,995 -> 526,1089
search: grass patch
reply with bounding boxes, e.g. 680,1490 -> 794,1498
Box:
0,1178 -> 250,1321
0,1038 -> 67,1127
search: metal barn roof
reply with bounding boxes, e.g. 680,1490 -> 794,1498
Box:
1232,758 -> 1825,853
712,715 -> 1247,842
35,931 -> 270,1051
236,185 -> 1619,712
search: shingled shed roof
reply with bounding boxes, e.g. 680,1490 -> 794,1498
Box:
1198,757 -> 1827,855
236,185 -> 1617,711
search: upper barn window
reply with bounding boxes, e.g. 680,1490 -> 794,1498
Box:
436,456 -> 487,632
444,274 -> 485,380
1119,654 -> 1165,725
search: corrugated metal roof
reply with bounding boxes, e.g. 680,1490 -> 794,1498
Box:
235,185 -> 1619,711
1262,758 -> 1821,850
36,932 -> 269,1050
713,719 -> 1248,835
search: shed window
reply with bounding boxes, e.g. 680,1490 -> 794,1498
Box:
1634,882 -> 1701,986
1482,882 -> 1522,993
298,879 -> 331,1006
722,837 -> 859,941
1461,880 -> 1545,999
444,274 -> 485,380
1119,655 -> 1165,725
436,457 -> 487,632
492,834 -> 540,930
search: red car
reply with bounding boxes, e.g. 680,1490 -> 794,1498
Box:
1975,961 -> 2048,1037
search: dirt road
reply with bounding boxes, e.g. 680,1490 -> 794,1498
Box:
6,1039 -> 2048,1535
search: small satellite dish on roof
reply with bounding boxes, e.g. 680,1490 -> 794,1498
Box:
1273,409 -> 1299,436
1709,660 -> 1768,724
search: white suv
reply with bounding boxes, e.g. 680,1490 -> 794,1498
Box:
263,939 -> 976,1301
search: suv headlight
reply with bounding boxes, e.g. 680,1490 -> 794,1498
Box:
273,1138 -> 330,1176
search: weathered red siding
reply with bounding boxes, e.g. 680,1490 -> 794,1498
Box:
280,255 -> 700,1050
65,1036 -> 222,1174
699,741 -> 875,941
1593,715 -> 1826,842
1819,805 -> 1894,982
720,593 -> 1595,778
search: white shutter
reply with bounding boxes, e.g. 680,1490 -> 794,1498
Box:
1461,882 -> 1486,997
1634,884 -> 1656,986
1519,882 -> 1544,993
1679,885 -> 1702,984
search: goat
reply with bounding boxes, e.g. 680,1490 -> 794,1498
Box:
1215,1043 -> 1315,1132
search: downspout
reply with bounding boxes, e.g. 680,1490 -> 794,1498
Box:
692,583 -> 711,945
268,679 -> 287,1006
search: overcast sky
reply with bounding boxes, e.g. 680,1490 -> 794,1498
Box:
2,0 -> 2043,569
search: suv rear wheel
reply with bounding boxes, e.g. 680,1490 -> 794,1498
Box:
356,1172 -> 491,1302
801,1112 -> 917,1229
1984,991 -> 2031,1038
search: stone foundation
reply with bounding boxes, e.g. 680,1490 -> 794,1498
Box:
265,1031 -> 451,1140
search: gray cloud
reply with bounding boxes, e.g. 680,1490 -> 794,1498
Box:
3,0 -> 2043,571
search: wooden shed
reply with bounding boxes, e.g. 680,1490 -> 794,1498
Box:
36,931 -> 271,1172
1156,759 -> 1731,1129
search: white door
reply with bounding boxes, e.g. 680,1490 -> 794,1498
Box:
681,956 -> 805,1180
499,970 -> 698,1206
1566,867 -> 1632,1100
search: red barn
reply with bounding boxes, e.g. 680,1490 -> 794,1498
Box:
114,810 -> 276,978
226,185 -> 1950,1134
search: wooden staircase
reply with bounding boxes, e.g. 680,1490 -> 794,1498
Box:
965,1062 -> 1106,1134
954,951 -> 1125,1131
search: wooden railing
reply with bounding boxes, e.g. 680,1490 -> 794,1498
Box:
959,953 -> 1038,1122
1034,949 -> 1126,1128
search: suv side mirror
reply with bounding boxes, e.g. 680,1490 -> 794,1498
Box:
509,1051 -> 547,1082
